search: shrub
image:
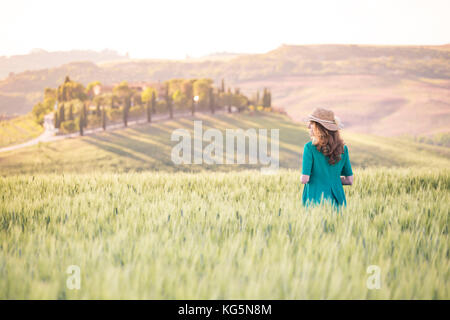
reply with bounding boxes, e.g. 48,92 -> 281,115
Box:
129,105 -> 145,118
156,100 -> 168,113
86,115 -> 101,129
107,108 -> 122,122
59,120 -> 78,134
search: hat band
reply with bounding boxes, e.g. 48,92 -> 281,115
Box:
308,115 -> 336,124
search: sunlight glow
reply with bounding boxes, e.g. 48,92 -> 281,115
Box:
0,0 -> 448,59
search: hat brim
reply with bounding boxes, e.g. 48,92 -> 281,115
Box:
303,115 -> 340,131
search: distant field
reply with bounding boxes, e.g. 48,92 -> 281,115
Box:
0,168 -> 448,299
0,112 -> 449,176
0,114 -> 43,148
239,75 -> 450,137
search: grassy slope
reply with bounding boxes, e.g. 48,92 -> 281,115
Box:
0,114 -> 43,148
0,112 -> 449,175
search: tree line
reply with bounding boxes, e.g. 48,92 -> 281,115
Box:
32,76 -> 273,135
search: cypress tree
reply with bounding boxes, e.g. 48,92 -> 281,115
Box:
83,103 -> 88,127
209,87 -> 215,114
79,114 -> 83,136
262,88 -> 268,108
221,79 -> 225,93
123,97 -> 129,127
102,106 -> 106,131
147,99 -> 152,123
151,91 -> 156,115
227,88 -> 232,113
234,88 -> 241,113
165,84 -> 173,119
54,110 -> 60,129
69,104 -> 74,121
59,104 -> 65,123
62,86 -> 67,102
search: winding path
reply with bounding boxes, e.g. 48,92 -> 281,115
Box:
0,110 -> 225,153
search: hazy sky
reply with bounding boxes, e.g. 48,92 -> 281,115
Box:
1,0 -> 449,59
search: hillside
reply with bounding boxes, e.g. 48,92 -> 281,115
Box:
0,113 -> 44,148
0,49 -> 128,80
1,112 -> 449,176
237,75 -> 450,137
0,44 -> 448,137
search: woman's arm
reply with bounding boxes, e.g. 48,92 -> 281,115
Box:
301,174 -> 310,184
341,175 -> 354,185
301,143 -> 313,181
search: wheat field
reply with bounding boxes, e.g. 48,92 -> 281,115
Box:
1,167 -> 448,299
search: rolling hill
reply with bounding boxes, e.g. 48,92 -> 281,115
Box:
0,44 -> 448,138
237,75 -> 450,137
0,49 -> 128,80
1,111 -> 449,176
0,113 -> 44,147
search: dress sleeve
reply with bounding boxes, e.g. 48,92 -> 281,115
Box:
341,145 -> 353,176
301,143 -> 313,175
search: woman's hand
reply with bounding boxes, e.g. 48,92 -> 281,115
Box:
301,174 -> 310,184
341,175 -> 354,185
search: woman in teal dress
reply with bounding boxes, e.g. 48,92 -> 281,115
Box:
301,108 -> 354,210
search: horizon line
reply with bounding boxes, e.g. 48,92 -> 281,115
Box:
2,42 -> 449,60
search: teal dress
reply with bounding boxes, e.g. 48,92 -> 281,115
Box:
301,141 -> 353,209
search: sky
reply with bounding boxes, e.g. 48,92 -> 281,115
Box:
1,0 -> 449,59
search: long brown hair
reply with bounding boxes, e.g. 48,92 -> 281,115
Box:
310,121 -> 345,165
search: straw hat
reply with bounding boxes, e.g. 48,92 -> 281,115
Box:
303,107 -> 343,131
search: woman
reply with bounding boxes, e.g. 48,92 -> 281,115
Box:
301,107 -> 354,210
